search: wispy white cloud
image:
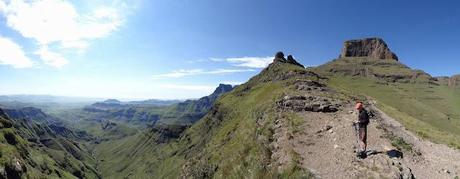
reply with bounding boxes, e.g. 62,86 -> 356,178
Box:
0,0 -> 130,68
221,81 -> 244,86
0,36 -> 34,68
152,68 -> 255,79
194,56 -> 273,68
225,56 -> 273,68
34,46 -> 68,68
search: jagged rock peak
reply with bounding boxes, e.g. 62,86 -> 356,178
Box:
272,51 -> 305,68
211,84 -> 234,96
273,51 -> 286,62
339,37 -> 399,61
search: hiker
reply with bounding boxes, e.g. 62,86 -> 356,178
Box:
354,102 -> 369,158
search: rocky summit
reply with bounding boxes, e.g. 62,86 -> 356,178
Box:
339,37 -> 399,61
273,51 -> 305,68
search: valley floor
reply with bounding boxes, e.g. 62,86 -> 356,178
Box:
276,103 -> 460,179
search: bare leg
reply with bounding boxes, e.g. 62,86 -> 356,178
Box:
359,128 -> 366,152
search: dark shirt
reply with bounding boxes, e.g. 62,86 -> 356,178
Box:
358,109 -> 369,127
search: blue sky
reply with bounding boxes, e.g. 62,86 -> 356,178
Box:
0,0 -> 459,99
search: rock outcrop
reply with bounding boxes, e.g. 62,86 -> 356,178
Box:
273,51 -> 305,68
339,38 -> 399,61
277,95 -> 341,113
436,74 -> 460,87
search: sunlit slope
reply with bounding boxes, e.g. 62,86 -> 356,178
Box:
316,57 -> 460,148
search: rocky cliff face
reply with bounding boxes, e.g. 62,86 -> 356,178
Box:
339,38 -> 399,61
450,75 -> 460,86
436,74 -> 460,87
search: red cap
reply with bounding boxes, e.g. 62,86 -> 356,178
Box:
355,102 -> 363,110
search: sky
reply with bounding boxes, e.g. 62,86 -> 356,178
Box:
0,0 -> 459,100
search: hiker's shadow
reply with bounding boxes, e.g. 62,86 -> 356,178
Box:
366,149 -> 384,157
366,149 -> 403,158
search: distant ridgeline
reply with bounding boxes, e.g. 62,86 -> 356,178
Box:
81,84 -> 234,127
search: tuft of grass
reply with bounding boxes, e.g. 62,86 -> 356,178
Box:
278,150 -> 314,179
391,137 -> 412,151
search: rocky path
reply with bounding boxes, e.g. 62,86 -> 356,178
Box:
374,105 -> 460,179
278,103 -> 460,178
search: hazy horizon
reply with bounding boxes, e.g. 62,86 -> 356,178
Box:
0,93 -> 195,101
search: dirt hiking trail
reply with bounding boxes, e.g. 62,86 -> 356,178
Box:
273,101 -> 460,179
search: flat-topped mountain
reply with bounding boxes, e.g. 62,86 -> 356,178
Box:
318,37 -> 435,84
340,37 -> 399,61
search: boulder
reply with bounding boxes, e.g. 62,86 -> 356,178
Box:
4,158 -> 26,179
339,38 -> 398,61
278,95 -> 340,113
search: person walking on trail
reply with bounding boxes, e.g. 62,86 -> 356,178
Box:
355,102 -> 369,158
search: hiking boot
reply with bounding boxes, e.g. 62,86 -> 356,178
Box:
356,150 -> 367,159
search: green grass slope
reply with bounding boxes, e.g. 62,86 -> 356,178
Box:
0,108 -> 98,178
94,61 -> 317,178
315,57 -> 460,148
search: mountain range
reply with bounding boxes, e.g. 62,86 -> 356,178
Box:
1,37 -> 460,178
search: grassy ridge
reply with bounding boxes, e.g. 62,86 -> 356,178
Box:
326,75 -> 460,148
93,62 -> 314,178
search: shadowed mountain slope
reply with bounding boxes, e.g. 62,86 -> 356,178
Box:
0,108 -> 100,178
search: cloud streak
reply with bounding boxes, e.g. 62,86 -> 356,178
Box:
197,56 -> 273,68
34,46 -> 68,68
152,68 -> 256,79
225,56 -> 273,68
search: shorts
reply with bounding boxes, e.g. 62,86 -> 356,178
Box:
358,125 -> 367,144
